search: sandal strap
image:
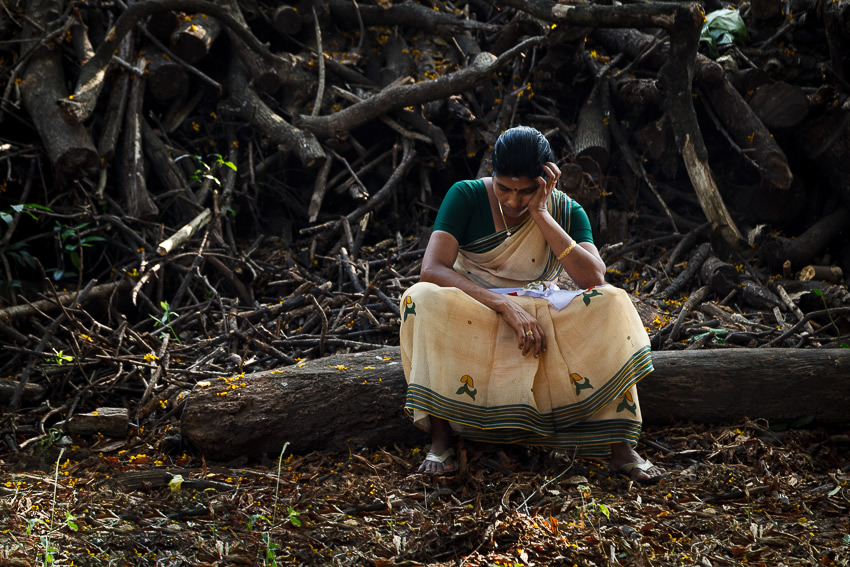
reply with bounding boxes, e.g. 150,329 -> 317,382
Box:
423,447 -> 456,464
617,459 -> 656,474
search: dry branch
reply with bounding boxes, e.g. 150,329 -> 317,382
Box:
295,37 -> 546,139
0,281 -> 130,322
157,209 -> 212,256
222,57 -> 326,169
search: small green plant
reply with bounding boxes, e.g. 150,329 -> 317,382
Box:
25,518 -> 49,535
51,222 -> 106,280
38,428 -> 65,449
248,514 -> 272,531
0,203 -> 51,227
582,499 -> 611,520
35,446 -> 67,565
261,441 -> 290,567
64,511 -> 79,532
149,300 -> 180,343
175,153 -> 237,188
47,349 -> 73,366
575,484 -> 609,548
37,536 -> 58,566
287,506 -> 301,528
261,533 -> 280,567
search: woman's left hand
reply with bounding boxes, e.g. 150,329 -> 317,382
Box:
529,161 -> 560,215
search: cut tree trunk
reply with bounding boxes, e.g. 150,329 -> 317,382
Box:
169,13 -> 221,64
748,81 -> 808,130
574,87 -> 611,176
146,50 -> 189,101
18,0 -> 99,183
181,346 -> 850,460
272,6 -> 302,36
97,35 -> 133,160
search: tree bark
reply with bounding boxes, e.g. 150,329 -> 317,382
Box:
181,346 -> 850,460
169,13 -> 221,64
120,55 -> 158,218
574,88 -> 611,174
822,0 -> 850,85
19,0 -> 99,183
146,50 -> 189,101
748,81 -> 808,130
222,56 -> 326,170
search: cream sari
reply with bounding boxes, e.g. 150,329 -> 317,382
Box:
399,209 -> 652,457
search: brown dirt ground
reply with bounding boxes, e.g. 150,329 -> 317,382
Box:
1,418 -> 849,566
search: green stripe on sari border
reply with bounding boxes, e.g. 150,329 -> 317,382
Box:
461,421 -> 642,454
406,385 -> 562,431
550,346 -> 653,423
405,402 -> 643,443
405,389 -> 643,438
404,345 -> 652,432
463,422 -> 642,443
404,400 -> 559,436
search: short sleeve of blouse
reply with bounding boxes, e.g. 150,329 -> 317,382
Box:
568,199 -> 594,244
432,180 -> 482,242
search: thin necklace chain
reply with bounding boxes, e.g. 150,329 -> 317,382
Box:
493,180 -> 512,237
497,198 -> 512,237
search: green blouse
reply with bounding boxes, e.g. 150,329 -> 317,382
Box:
433,179 -> 594,247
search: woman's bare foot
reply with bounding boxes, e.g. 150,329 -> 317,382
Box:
418,417 -> 458,474
608,441 -> 668,484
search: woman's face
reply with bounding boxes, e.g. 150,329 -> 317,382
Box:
492,174 -> 539,218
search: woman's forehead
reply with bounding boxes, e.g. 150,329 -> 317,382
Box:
493,175 -> 537,190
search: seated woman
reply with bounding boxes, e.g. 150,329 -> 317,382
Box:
399,125 -> 667,483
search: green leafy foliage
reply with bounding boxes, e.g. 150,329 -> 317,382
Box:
50,222 -> 106,280
47,349 -> 74,366
0,203 -> 51,226
64,511 -> 79,532
288,506 -> 301,527
149,300 -> 180,343
175,153 -> 237,188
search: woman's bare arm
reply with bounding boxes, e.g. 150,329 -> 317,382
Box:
528,163 -> 606,288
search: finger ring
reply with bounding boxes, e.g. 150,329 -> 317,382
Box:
526,330 -> 533,336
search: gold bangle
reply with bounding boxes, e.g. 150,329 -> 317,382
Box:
557,241 -> 576,260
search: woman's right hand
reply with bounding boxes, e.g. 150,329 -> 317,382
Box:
497,299 -> 546,358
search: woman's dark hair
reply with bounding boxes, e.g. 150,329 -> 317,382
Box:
491,126 -> 555,179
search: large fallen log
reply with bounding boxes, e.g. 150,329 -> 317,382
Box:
181,346 -> 850,461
